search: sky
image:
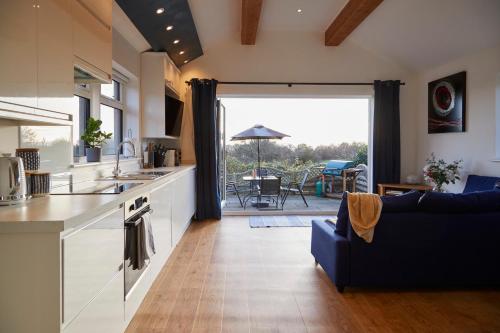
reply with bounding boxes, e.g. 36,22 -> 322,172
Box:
221,98 -> 369,147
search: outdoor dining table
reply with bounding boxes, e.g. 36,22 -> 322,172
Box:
242,175 -> 278,208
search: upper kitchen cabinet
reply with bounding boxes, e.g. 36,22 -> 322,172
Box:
141,52 -> 182,138
164,57 -> 181,95
0,0 -> 38,108
0,0 -> 74,119
37,0 -> 74,113
71,0 -> 112,82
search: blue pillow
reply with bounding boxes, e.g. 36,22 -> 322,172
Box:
463,175 -> 500,193
418,190 -> 500,214
335,192 -> 348,237
381,190 -> 422,213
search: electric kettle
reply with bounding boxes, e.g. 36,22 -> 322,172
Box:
0,156 -> 29,205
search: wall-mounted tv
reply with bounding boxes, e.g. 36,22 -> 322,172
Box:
165,95 -> 184,137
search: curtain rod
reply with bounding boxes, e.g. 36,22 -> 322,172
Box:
185,81 -> 405,87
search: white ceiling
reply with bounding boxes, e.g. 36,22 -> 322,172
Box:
188,0 -> 500,71
349,0 -> 500,70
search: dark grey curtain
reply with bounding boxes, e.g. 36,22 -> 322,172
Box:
373,80 -> 401,191
191,78 -> 221,220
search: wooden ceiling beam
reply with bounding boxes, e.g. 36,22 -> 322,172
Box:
325,0 -> 383,46
241,0 -> 263,45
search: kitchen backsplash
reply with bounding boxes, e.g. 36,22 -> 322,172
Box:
20,125 -> 72,173
0,122 -> 141,187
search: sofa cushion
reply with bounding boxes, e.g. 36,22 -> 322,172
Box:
335,192 -> 349,237
381,190 -> 422,213
418,190 -> 500,213
463,175 -> 500,193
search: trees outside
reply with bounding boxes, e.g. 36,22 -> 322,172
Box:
226,140 -> 368,174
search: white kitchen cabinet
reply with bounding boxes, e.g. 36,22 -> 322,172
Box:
0,0 -> 74,115
63,206 -> 124,324
164,57 -> 182,94
71,0 -> 112,81
141,52 -> 182,138
37,0 -> 74,113
150,181 -> 173,261
172,168 -> 196,245
63,271 -> 124,333
0,0 -> 39,108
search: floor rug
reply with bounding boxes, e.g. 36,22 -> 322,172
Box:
249,215 -> 332,228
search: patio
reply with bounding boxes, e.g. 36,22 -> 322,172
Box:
222,164 -> 367,215
223,192 -> 341,215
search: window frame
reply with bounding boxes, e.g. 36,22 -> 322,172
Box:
73,95 -> 91,160
99,104 -> 123,156
72,74 -> 128,164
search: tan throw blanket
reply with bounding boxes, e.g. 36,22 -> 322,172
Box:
347,192 -> 383,243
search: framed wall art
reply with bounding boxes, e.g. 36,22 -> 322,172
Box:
428,71 -> 466,133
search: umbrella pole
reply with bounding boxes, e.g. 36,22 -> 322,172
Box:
257,139 -> 261,205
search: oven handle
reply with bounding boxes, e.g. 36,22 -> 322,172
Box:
125,207 -> 154,227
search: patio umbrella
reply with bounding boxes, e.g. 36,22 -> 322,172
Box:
230,124 -> 290,175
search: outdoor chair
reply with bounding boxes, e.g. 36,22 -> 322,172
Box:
226,181 -> 243,207
259,176 -> 282,209
243,176 -> 282,210
281,170 -> 309,207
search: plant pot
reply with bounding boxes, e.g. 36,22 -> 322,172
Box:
86,147 -> 101,162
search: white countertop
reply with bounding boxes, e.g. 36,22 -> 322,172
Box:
0,165 -> 195,234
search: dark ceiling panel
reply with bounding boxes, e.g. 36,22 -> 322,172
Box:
116,0 -> 203,67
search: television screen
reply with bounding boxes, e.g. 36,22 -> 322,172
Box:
165,95 -> 184,136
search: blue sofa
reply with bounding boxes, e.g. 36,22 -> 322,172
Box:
311,175 -> 500,292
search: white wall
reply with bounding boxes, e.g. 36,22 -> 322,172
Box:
112,29 -> 141,149
0,119 -> 19,156
112,28 -> 140,78
181,31 -> 419,177
416,45 -> 500,192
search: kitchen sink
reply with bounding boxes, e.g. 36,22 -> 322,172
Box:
99,171 -> 172,181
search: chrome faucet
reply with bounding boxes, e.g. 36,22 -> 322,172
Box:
113,139 -> 136,177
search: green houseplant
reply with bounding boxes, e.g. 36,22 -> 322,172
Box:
81,117 -> 112,162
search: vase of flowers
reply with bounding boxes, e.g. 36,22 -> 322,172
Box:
423,153 -> 462,192
81,117 -> 112,163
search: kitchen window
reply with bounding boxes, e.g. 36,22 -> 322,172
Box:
101,80 -> 121,102
72,73 -> 128,163
100,104 -> 123,156
100,78 -> 124,156
73,95 -> 90,159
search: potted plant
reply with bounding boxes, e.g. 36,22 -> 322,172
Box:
81,117 -> 112,162
423,153 -> 462,192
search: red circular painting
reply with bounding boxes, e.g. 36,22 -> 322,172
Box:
432,81 -> 455,117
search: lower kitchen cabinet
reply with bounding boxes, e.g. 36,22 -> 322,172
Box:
172,168 -> 196,245
63,271 -> 124,333
150,181 -> 173,262
62,206 -> 124,324
0,167 -> 196,333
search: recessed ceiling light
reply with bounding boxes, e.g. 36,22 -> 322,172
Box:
173,39 -> 180,44
166,25 -> 173,31
184,60 -> 189,64
156,8 -> 165,14
297,8 -> 302,13
179,51 -> 185,55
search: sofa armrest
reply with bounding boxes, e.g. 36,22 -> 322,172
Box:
311,220 -> 350,289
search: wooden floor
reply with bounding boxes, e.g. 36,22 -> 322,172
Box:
126,217 -> 500,333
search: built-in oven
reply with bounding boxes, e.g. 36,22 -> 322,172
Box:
124,193 -> 155,299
